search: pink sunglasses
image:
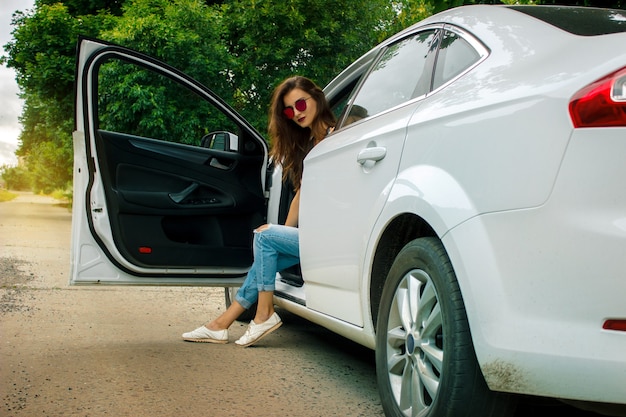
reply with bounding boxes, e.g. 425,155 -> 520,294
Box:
283,97 -> 311,119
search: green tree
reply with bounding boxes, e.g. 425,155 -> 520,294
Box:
36,0 -> 125,15
2,2 -> 115,192
386,0 -> 435,37
1,165 -> 31,191
4,0 -> 623,193
219,0 -> 398,131
94,0 -> 236,143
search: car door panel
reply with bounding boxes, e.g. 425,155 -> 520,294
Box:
299,29 -> 439,326
93,129 -> 265,269
300,106 -> 418,326
96,130 -> 260,214
71,37 -> 268,284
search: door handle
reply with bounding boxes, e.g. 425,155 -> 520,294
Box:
210,157 -> 232,170
169,182 -> 199,204
357,147 -> 387,165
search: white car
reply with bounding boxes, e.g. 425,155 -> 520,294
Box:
71,5 -> 626,417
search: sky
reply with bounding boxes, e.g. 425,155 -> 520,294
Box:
1,0 -> 35,167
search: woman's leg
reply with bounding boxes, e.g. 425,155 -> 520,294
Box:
255,291 -> 275,323
250,224 -> 300,320
205,301 -> 246,331
182,238 -> 261,342
235,225 -> 300,346
184,224 -> 299,344
234,224 -> 300,313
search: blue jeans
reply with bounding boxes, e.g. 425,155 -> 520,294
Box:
235,224 -> 300,310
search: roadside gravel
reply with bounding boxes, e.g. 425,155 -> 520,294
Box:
0,192 -> 383,417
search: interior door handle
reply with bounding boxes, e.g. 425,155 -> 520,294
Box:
169,182 -> 199,203
357,147 -> 387,165
210,157 -> 231,170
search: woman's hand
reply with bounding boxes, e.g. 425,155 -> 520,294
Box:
255,224 -> 271,232
257,187 -> 300,231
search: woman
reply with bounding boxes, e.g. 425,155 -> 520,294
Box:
182,76 -> 335,347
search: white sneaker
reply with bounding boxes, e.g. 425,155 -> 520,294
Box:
182,326 -> 228,343
235,312 -> 282,347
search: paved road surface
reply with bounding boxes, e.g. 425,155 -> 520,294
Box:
0,192 -> 609,416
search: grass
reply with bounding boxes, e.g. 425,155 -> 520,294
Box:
0,189 -> 18,202
51,188 -> 73,209
0,188 -> 72,208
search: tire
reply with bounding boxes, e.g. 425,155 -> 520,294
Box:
375,237 -> 515,417
224,287 -> 256,322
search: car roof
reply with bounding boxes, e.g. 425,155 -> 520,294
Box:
508,5 -> 626,36
325,4 -> 626,99
397,5 -> 626,39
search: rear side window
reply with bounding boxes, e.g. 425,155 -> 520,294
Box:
432,30 -> 482,91
509,6 -> 626,36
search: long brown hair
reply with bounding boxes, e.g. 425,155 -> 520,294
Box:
268,76 -> 335,190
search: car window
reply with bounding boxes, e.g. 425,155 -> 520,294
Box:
329,77 -> 361,122
329,76 -> 365,130
344,30 -> 438,125
432,29 -> 482,91
509,6 -> 626,36
96,58 -> 240,149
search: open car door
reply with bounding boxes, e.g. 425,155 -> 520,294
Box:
70,37 -> 269,285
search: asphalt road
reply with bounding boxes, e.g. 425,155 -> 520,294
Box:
0,192 -> 610,417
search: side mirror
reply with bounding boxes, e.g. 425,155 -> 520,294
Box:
200,131 -> 239,152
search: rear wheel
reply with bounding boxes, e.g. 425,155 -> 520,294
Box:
375,237 -> 514,417
224,287 -> 256,322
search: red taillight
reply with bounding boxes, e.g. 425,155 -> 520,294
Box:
603,319 -> 626,332
569,67 -> 626,128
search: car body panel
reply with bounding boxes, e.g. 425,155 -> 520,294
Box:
443,129 -> 626,400
300,103 -> 420,326
386,7 -> 626,403
301,4 -> 626,405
